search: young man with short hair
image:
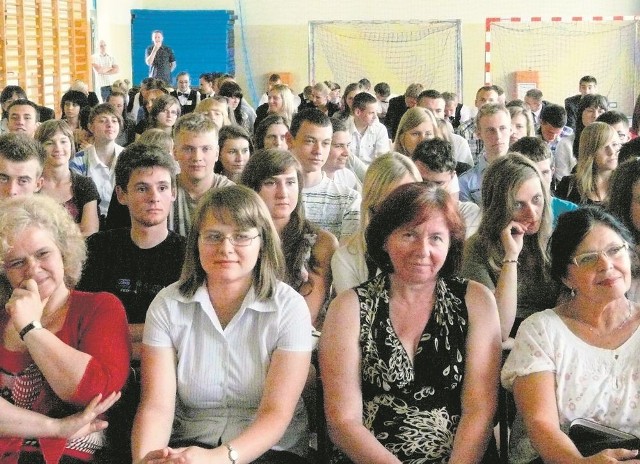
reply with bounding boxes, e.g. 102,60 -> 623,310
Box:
288,108 -> 360,241
597,110 -> 630,144
324,117 -> 362,191
348,92 -> 390,165
524,88 -> 547,128
70,103 -> 124,225
564,75 -> 598,130
7,99 -> 39,138
418,89 -> 474,167
373,81 -> 391,123
456,85 -> 500,162
537,103 -> 572,159
0,132 -> 45,198
170,72 -> 200,115
411,138 -> 481,238
170,112 -> 234,236
458,103 -> 511,205
145,30 -> 176,85
510,136 -> 578,227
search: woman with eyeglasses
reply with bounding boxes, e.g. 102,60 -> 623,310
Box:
146,94 -> 181,135
132,185 -> 312,464
502,207 -> 640,463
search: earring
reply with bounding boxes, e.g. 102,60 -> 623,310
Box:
570,288 -> 576,298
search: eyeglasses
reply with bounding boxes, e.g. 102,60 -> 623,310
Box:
162,109 -> 179,116
199,232 -> 260,247
571,242 -> 629,267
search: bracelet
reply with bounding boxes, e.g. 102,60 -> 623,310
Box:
502,258 -> 519,265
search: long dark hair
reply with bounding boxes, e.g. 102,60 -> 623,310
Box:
218,81 -> 245,127
241,149 -> 320,292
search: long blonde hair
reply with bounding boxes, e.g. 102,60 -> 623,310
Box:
347,152 -> 421,255
575,122 -> 617,202
394,107 -> 442,156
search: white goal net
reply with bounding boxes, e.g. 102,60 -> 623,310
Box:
489,19 -> 640,115
309,20 -> 462,97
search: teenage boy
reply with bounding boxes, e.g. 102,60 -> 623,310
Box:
348,92 -> 390,164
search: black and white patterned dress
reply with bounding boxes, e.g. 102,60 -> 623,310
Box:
335,273 -> 470,464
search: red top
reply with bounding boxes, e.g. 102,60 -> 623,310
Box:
0,290 -> 131,462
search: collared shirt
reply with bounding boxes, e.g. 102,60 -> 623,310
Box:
458,153 -> 488,205
456,119 -> 484,163
70,144 -> 124,216
302,174 -> 361,241
143,281 -> 312,452
92,52 -> 117,88
347,117 -> 390,165
145,44 -> 175,84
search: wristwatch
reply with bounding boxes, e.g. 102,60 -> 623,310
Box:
19,320 -> 43,340
223,443 -> 239,464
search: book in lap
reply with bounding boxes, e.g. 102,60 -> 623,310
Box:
569,418 -> 640,456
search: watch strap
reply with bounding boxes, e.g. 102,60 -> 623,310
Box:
223,442 -> 238,464
19,320 -> 43,340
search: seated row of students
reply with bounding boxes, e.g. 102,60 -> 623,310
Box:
0,76 -> 639,462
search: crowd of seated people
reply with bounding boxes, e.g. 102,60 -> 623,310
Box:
0,69 -> 639,464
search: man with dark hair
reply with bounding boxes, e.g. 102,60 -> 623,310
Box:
323,117 -> 362,191
7,99 -> 40,138
77,143 -> 185,461
358,77 -> 372,92
79,143 -> 185,355
373,82 -> 391,123
511,136 -> 578,226
170,72 -> 200,115
384,83 -> 424,140
597,110 -> 630,144
0,132 -> 45,197
524,88 -> 547,128
411,138 -> 481,238
145,30 -> 176,85
348,92 -> 389,164
288,108 -> 360,241
564,75 -> 598,130
537,103 -> 572,158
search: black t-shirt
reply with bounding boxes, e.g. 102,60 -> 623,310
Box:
78,228 -> 186,323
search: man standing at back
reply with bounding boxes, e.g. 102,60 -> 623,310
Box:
459,104 -> 511,205
288,108 -> 360,242
92,40 -> 119,102
145,30 -> 176,85
564,75 -> 598,130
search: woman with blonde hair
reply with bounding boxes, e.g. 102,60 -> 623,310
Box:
462,153 -> 558,340
307,82 -> 339,117
195,95 -> 233,129
393,106 -> 443,157
254,84 -> 296,131
331,152 -> 422,293
35,120 -> 100,236
556,121 -> 621,205
132,185 -> 312,463
0,195 -> 129,462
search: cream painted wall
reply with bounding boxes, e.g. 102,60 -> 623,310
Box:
95,0 -> 639,108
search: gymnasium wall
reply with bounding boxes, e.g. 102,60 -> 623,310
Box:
95,0 -> 639,109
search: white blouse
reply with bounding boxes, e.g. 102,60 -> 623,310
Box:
501,308 -> 640,463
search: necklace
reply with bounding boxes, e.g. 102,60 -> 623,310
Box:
572,299 -> 633,334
